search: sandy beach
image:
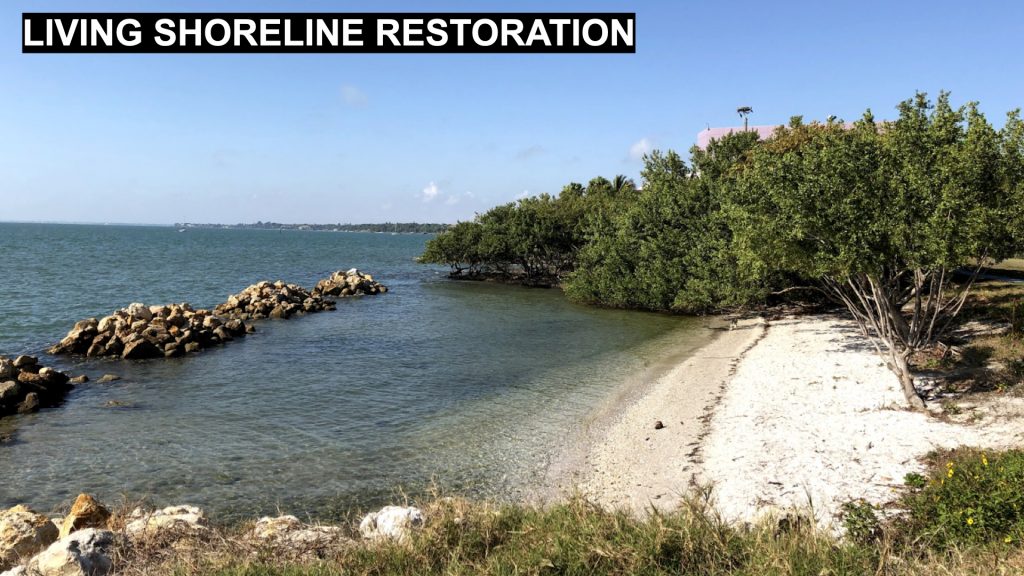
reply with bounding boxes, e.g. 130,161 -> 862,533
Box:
574,314 -> 1024,528
550,317 -> 765,512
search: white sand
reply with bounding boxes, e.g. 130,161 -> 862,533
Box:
563,318 -> 765,513
575,314 -> 1024,529
701,315 -> 1024,529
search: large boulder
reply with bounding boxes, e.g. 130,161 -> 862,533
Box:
124,506 -> 207,540
26,529 -> 114,576
58,495 -> 110,539
0,505 -> 59,570
358,506 -> 424,543
120,337 -> 161,360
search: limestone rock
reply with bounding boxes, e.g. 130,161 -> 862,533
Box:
11,357 -> 37,370
121,337 -> 161,360
0,505 -> 59,570
312,270 -> 388,298
124,506 -> 207,540
27,528 -> 114,576
58,495 -> 110,539
358,506 -> 424,543
251,516 -> 344,551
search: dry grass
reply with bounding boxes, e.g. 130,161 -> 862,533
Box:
91,494 -> 1024,576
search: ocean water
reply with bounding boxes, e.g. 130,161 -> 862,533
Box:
0,223 -> 711,518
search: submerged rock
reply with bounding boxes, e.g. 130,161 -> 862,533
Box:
0,505 -> 59,571
358,506 -> 424,543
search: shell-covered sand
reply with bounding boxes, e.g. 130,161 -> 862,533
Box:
575,314 -> 1024,529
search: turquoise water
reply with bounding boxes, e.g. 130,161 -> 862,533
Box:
0,223 -> 710,518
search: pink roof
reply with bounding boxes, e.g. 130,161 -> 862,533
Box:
695,125 -> 780,150
696,123 -> 857,150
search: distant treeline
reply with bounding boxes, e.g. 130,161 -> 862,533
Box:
177,222 -> 450,234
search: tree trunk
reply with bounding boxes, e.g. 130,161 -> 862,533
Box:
891,351 -> 926,411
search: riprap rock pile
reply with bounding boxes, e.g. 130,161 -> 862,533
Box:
0,355 -> 71,417
312,269 -> 388,297
214,280 -> 335,320
48,302 -> 250,360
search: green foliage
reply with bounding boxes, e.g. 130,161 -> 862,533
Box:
565,140 -> 768,312
840,499 -> 881,544
421,178 -> 634,284
900,449 -> 1024,548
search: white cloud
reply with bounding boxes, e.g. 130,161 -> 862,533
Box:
340,84 -> 368,107
628,137 -> 653,161
420,181 -> 440,202
515,190 -> 531,200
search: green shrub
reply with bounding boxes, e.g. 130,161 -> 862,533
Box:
841,500 -> 881,543
900,448 -> 1024,548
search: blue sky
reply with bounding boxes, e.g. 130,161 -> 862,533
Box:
2,0 -> 1023,225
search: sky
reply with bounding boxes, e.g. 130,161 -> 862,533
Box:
2,0 -> 1023,225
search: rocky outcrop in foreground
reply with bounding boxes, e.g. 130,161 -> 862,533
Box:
312,269 -> 388,297
48,271 -> 388,361
0,495 -> 423,576
0,356 -> 71,418
48,303 -> 250,360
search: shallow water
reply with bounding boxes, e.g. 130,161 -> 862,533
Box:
0,223 -> 711,518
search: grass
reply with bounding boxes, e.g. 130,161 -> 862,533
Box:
107,454 -> 1024,576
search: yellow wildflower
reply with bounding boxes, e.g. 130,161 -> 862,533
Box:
982,454 -> 989,467
1006,536 -> 1013,543
967,517 -> 975,526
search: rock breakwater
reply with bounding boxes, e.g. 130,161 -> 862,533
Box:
47,271 -> 388,361
214,280 -> 335,320
0,356 -> 71,418
312,269 -> 388,297
47,303 -> 250,360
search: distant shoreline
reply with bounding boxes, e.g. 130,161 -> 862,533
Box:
0,221 -> 449,233
176,222 -> 449,234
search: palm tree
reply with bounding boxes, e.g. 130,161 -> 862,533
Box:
611,174 -> 636,195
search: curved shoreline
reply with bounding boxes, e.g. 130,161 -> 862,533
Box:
550,317 -> 765,513
565,312 -> 1024,529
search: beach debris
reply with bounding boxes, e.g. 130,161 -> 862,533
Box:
654,420 -> 665,430
27,528 -> 114,576
312,269 -> 388,297
0,505 -> 59,571
0,357 -> 71,419
58,495 -> 111,539
358,506 -> 424,543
